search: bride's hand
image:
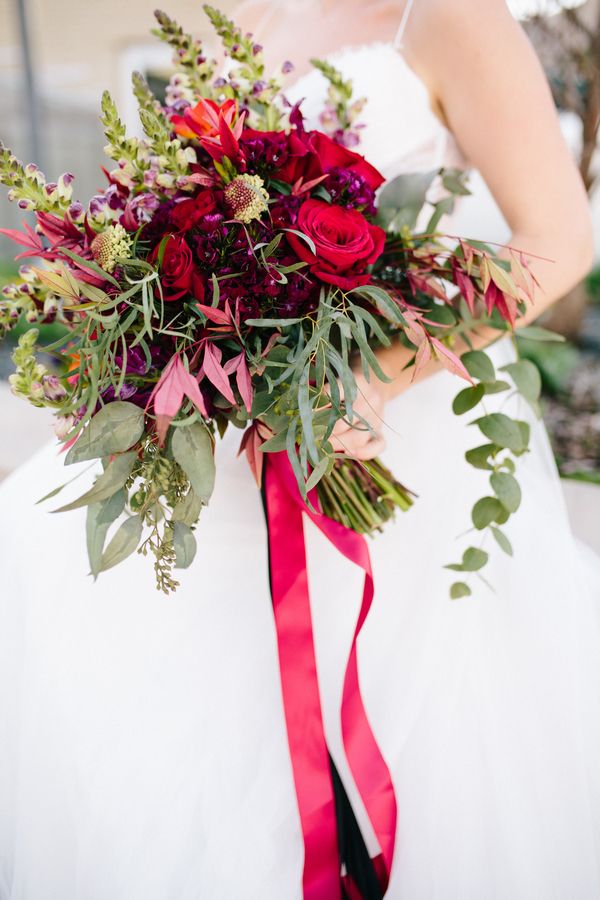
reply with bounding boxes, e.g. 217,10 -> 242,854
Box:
329,371 -> 388,460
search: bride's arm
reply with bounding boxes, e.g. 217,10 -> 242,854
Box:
333,0 -> 594,458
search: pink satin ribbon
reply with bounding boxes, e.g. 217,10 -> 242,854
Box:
264,450 -> 397,899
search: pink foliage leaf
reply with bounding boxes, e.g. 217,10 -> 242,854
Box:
412,338 -> 432,380
238,423 -> 268,488
147,354 -> 208,445
196,303 -> 232,326
430,338 -> 473,382
453,264 -> 476,313
235,354 -> 253,413
202,342 -> 236,404
0,222 -> 44,255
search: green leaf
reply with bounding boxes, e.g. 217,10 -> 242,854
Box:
450,581 -> 472,600
259,430 -> 289,453
472,496 -> 505,530
473,413 -> 526,453
444,546 -> 488,573
490,525 -> 513,556
500,360 -> 542,405
99,514 -> 143,572
517,421 -> 531,453
171,490 -> 203,526
171,423 -> 215,504
452,383 -> 485,415
173,521 -> 197,569
65,401 -> 145,464
305,456 -> 330,492
86,488 -> 127,578
462,546 -> 489,571
52,452 -> 137,512
461,350 -> 495,383
490,471 -> 522,513
516,325 -> 565,342
482,380 -> 510,395
494,506 -> 510,525
465,443 -> 497,470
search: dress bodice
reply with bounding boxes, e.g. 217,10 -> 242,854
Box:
283,39 -> 469,181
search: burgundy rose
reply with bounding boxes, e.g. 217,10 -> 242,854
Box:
170,190 -> 219,232
307,131 -> 385,191
278,129 -> 385,192
286,199 -> 385,290
150,234 -> 205,302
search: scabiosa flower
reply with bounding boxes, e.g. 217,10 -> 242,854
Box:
224,174 -> 269,224
91,223 -> 133,273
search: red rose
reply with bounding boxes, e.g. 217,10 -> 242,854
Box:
278,129 -> 385,192
150,234 -> 205,302
170,190 -> 218,232
307,131 -> 385,191
287,199 -> 386,290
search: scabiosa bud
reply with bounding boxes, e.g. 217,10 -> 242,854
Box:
282,60 -> 294,75
91,223 -> 132,273
57,172 -> 74,200
42,374 -> 67,402
68,201 -> 85,222
224,174 -> 269,224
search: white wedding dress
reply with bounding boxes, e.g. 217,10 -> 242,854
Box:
2,11 -> 600,900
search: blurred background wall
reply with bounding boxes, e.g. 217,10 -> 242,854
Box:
0,0 -> 599,542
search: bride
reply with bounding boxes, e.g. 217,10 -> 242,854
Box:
1,1 -> 599,897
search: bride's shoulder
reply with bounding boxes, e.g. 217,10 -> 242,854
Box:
405,0 -> 521,63
407,0 -> 516,35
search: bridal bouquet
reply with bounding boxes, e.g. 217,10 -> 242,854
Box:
0,5 -> 543,598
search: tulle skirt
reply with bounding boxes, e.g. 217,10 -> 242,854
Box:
1,335 -> 600,899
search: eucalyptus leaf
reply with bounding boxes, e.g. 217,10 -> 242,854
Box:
516,325 -> 565,342
491,525 -> 513,556
472,496 -> 505,530
473,413 -> 526,453
65,401 -> 145,464
490,471 -> 522,513
99,514 -> 143,572
462,546 -> 489,571
501,360 -> 542,405
171,490 -> 203,527
305,456 -> 330,492
52,452 -> 137,513
450,581 -> 472,600
461,350 -> 495,383
86,488 -> 127,578
453,384 -> 485,415
259,430 -> 289,453
173,521 -> 197,569
465,443 -> 497,470
172,423 -> 215,504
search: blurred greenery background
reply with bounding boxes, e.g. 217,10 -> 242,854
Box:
0,0 -> 599,492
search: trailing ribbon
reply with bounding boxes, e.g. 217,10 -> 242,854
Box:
262,450 -> 397,899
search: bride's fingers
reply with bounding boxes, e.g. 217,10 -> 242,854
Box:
351,436 -> 387,460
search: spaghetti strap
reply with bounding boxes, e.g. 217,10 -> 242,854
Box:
393,0 -> 416,49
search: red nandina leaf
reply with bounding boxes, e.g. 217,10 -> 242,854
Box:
148,354 -> 208,445
484,280 -> 503,316
196,303 -> 232,325
235,354 -> 253,413
238,423 -> 265,488
453,264 -> 476,313
202,343 -> 236,404
407,271 -> 448,301
430,338 -> 472,382
413,338 -> 432,379
0,222 -> 44,255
